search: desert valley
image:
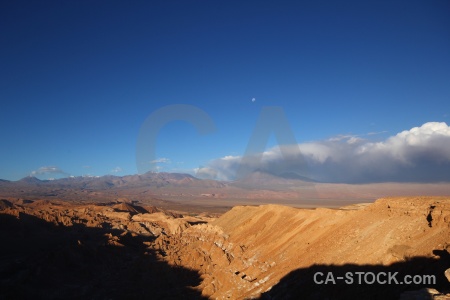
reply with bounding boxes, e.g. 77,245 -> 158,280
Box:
3,1 -> 450,299
1,172 -> 450,299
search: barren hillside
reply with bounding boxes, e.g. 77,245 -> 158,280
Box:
1,197 -> 449,299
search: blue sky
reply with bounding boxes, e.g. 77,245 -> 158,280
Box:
1,0 -> 450,182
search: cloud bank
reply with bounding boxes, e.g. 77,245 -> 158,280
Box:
195,122 -> 450,183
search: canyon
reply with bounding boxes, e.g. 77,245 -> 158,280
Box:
1,195 -> 449,299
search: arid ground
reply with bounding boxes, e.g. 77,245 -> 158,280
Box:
1,193 -> 450,299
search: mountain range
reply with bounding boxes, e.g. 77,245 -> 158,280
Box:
1,171 -> 450,211
2,171 -> 318,192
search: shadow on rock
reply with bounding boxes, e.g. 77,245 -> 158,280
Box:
260,252 -> 450,300
0,212 -> 206,299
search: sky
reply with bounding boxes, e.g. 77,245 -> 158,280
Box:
1,0 -> 450,183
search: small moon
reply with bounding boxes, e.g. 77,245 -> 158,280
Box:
252,97 -> 256,102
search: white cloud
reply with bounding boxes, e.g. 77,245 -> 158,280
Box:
195,166 -> 219,179
150,158 -> 171,164
195,122 -> 450,183
30,166 -> 69,177
110,166 -> 123,174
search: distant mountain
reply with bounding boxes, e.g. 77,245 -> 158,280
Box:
2,172 -> 226,190
16,176 -> 43,185
0,171 -> 318,191
2,171 -> 450,205
118,172 -> 202,188
0,179 -> 10,186
230,171 -> 316,190
276,171 -> 318,182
